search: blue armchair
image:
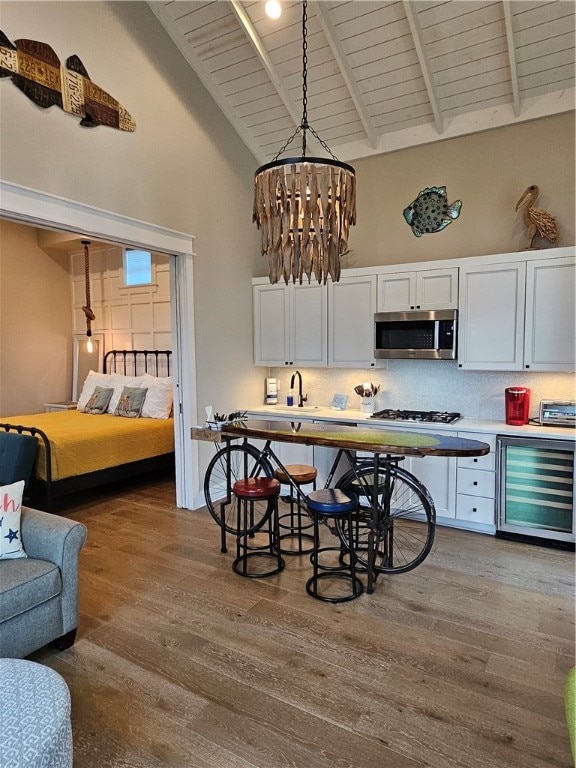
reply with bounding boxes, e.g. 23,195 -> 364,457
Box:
0,507 -> 87,659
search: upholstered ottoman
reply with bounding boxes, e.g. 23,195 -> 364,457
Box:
0,659 -> 72,768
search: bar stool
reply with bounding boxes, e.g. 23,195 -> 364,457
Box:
232,477 -> 285,578
305,488 -> 364,603
274,463 -> 317,555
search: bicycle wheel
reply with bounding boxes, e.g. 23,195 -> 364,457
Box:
204,443 -> 274,534
335,461 -> 436,574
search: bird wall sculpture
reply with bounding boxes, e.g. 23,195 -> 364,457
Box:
515,185 -> 558,249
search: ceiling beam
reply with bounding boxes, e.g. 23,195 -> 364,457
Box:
403,0 -> 444,135
502,1 -> 521,117
312,1 -> 378,150
147,3 -> 266,165
229,0 -> 301,130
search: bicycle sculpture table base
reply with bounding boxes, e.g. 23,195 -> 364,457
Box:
198,420 -> 490,595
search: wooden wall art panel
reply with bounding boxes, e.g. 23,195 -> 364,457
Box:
0,30 -> 135,132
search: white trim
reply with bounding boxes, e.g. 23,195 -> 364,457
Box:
170,252 -> 201,510
0,179 -> 198,510
0,180 -> 194,257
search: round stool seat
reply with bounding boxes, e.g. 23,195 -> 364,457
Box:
275,464 -> 317,485
307,488 -> 356,515
233,477 -> 280,499
0,659 -> 72,768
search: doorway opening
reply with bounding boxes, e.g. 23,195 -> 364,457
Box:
0,180 -> 198,509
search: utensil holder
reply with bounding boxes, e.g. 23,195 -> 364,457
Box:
360,397 -> 374,414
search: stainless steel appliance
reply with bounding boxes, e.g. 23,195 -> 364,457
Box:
497,435 -> 575,547
374,309 -> 457,360
370,409 -> 461,424
538,400 -> 576,428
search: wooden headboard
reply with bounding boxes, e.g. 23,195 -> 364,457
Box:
104,349 -> 172,377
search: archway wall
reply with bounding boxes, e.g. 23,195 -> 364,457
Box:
0,2 -> 265,488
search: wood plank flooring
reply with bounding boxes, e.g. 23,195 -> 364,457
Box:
30,473 -> 575,768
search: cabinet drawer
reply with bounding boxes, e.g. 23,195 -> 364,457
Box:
458,431 -> 496,452
457,468 -> 495,497
457,452 -> 495,471
456,494 -> 495,525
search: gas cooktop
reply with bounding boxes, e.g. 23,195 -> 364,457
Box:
370,409 -> 461,424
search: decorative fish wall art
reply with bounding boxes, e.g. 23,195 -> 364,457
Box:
403,186 -> 461,237
0,30 -> 135,131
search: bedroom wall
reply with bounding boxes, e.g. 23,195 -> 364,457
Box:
0,220 -> 73,416
0,1 -> 264,476
68,243 -> 171,351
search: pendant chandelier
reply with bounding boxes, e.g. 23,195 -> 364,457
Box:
252,0 -> 356,285
81,239 -> 96,353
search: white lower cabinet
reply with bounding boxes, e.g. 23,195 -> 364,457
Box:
397,446 -> 457,521
456,432 -> 496,531
357,424 -> 457,521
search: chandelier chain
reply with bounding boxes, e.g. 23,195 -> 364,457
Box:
301,0 -> 308,157
271,125 -> 302,162
307,124 -> 339,162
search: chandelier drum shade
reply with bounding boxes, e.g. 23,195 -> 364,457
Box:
252,0 -> 356,285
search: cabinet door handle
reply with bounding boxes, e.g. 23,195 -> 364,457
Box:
473,458 -> 478,463
472,507 -> 477,513
473,481 -> 478,486
416,305 -> 420,309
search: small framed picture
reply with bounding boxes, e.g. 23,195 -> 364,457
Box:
331,393 -> 348,410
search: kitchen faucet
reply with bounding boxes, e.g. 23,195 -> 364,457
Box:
290,370 -> 307,407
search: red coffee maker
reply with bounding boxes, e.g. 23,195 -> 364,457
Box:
505,387 -> 531,425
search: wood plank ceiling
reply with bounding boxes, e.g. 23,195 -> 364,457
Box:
149,0 -> 576,164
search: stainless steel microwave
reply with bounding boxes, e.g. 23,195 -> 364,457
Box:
374,309 -> 458,360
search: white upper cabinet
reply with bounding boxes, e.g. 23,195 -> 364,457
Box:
458,262 -> 526,370
253,281 -> 327,367
524,256 -> 575,371
328,275 -> 378,368
458,252 -> 575,371
377,267 -> 458,311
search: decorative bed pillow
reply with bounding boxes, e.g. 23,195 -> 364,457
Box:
140,374 -> 173,419
77,371 -> 143,413
0,480 -> 27,560
115,387 -> 148,418
84,386 -> 114,415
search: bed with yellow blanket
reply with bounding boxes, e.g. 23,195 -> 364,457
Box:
0,410 -> 174,510
1,349 -> 175,511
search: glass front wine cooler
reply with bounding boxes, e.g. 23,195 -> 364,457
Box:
497,436 -> 575,547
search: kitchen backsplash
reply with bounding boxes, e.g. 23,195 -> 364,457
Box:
268,362 -> 575,421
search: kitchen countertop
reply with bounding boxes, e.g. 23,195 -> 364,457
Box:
244,404 -> 576,440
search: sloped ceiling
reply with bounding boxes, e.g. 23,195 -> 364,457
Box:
149,0 -> 575,164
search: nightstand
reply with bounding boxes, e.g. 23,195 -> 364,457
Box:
44,401 -> 77,412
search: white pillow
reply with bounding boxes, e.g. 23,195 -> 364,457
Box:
140,373 -> 173,419
77,371 -> 144,413
0,480 -> 27,560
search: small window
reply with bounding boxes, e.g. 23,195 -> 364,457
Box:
124,249 -> 152,286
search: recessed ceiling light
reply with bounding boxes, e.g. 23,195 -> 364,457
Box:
265,0 -> 282,20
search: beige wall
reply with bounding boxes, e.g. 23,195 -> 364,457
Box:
0,220 -> 72,416
252,112 -> 575,276
349,113 -> 575,269
0,2 -> 264,443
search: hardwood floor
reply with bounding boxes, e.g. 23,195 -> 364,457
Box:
31,473 -> 575,768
